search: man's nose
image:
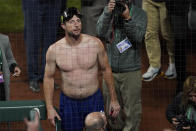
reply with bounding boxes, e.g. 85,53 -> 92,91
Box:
74,21 -> 80,26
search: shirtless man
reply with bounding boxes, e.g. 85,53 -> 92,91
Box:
43,7 -> 120,131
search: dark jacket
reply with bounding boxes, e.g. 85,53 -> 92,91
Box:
166,93 -> 196,131
97,4 -> 147,72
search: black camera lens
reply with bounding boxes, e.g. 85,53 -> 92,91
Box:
113,0 -> 127,28
114,1 -> 126,15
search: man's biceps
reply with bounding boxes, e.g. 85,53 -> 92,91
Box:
45,66 -> 55,75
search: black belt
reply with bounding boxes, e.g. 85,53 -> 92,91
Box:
112,70 -> 128,73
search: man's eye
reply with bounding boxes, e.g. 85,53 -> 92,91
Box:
69,21 -> 74,23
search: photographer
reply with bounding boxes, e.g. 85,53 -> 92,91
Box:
166,76 -> 196,131
97,0 -> 147,130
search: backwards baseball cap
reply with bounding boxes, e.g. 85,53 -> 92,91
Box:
61,7 -> 82,23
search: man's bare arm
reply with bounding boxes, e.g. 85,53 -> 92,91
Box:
43,45 -> 61,126
44,45 -> 56,110
97,39 -> 120,117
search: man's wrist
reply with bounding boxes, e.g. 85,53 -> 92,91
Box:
110,95 -> 117,102
46,105 -> 54,110
124,15 -> 131,20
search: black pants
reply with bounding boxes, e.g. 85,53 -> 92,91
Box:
170,14 -> 188,94
174,38 -> 187,93
0,83 -> 5,100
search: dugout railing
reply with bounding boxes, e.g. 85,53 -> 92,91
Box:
0,100 -> 61,131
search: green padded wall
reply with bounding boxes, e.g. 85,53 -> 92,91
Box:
0,100 -> 46,122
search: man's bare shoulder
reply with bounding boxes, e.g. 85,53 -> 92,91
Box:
48,38 -> 66,53
82,34 -> 103,47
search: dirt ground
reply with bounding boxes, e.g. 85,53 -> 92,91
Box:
5,32 -> 196,131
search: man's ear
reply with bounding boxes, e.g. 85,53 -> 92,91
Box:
61,23 -> 66,30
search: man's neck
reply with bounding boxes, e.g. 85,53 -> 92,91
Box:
66,34 -> 82,46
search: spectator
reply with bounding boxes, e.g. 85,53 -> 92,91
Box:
0,34 -> 21,101
166,76 -> 196,131
22,0 -> 61,92
142,0 -> 176,82
97,0 -> 147,130
43,7 -> 120,131
85,111 -> 107,131
164,0 -> 190,93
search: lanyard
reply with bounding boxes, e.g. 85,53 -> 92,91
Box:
129,5 -> 133,18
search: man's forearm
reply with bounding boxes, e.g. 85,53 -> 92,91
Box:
44,78 -> 54,110
96,7 -> 112,38
103,69 -> 117,101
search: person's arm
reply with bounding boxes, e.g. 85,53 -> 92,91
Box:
96,0 -> 114,38
43,45 -> 61,126
4,36 -> 21,75
97,39 -> 120,118
122,6 -> 147,45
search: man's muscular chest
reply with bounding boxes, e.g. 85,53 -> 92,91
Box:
56,47 -> 97,71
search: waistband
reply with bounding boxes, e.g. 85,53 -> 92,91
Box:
112,70 -> 128,73
60,88 -> 101,101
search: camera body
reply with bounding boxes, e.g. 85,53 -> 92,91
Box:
113,0 -> 128,27
114,0 -> 126,15
175,115 -> 194,131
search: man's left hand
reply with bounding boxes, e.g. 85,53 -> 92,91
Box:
122,4 -> 131,20
109,100 -> 120,118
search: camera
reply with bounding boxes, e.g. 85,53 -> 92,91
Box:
175,115 -> 195,131
114,1 -> 126,15
113,0 -> 127,27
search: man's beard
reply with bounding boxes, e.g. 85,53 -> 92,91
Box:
67,31 -> 80,40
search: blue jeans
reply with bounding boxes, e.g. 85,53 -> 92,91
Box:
22,0 -> 62,81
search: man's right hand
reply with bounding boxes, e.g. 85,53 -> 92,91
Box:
47,107 -> 61,126
171,117 -> 179,126
108,0 -> 115,13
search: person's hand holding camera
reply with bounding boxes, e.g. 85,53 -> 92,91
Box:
108,0 -> 115,13
122,4 -> 131,20
172,117 -> 191,130
172,117 -> 179,126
